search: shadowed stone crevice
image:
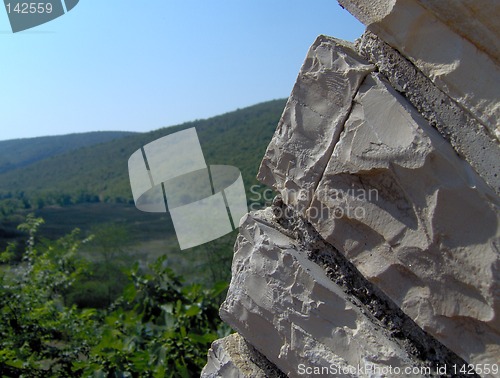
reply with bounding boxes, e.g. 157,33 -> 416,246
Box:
355,31 -> 500,195
270,195 -> 477,376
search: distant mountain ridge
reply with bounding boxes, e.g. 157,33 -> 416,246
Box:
0,131 -> 137,174
0,99 -> 286,209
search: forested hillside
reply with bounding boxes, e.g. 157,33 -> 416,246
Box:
0,131 -> 136,174
0,99 -> 285,211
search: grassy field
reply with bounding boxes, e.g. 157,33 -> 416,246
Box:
0,200 -> 239,288
34,203 -> 173,242
34,203 -> 237,284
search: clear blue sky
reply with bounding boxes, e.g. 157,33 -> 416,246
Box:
0,1 -> 364,141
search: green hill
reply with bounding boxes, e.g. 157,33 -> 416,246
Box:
0,99 -> 285,207
0,100 -> 285,270
0,131 -> 136,174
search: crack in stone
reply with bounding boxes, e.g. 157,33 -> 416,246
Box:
268,195 -> 479,377
305,68 -> 374,212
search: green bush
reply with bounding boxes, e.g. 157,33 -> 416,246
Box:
0,216 -> 230,377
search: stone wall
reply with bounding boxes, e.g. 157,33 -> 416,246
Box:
203,1 -> 499,377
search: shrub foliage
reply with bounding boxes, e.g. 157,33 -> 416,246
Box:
0,215 -> 229,377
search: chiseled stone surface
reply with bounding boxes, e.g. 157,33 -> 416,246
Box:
257,35 -> 374,212
220,209 -> 472,378
415,0 -> 500,65
257,35 -> 500,367
338,0 -> 500,140
221,211 -> 414,377
307,72 -> 500,366
201,333 -> 286,378
356,31 -> 500,195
